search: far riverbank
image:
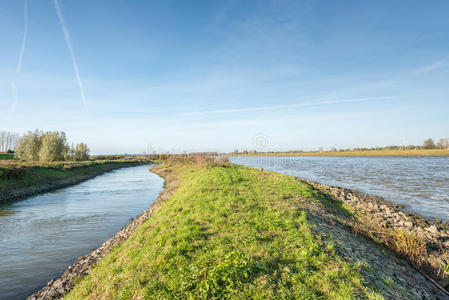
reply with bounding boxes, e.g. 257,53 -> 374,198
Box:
0,159 -> 154,203
232,148 -> 449,157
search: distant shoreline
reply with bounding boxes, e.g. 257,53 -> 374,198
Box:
231,149 -> 449,157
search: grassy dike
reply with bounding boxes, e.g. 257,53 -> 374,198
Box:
63,161 -> 440,299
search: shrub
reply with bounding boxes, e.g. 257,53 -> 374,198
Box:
38,131 -> 68,162
15,130 -> 42,161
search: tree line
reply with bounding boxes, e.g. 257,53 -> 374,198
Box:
233,137 -> 449,154
423,138 -> 449,149
11,130 -> 89,162
325,138 -> 449,152
345,138 -> 448,152
350,138 -> 449,151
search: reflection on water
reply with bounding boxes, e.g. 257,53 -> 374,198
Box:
231,156 -> 449,221
0,165 -> 163,300
0,211 -> 15,216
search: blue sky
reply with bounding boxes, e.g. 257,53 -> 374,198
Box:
0,0 -> 448,154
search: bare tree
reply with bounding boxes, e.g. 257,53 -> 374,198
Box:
74,143 -> 90,161
437,138 -> 449,149
65,143 -> 76,161
0,131 -> 20,152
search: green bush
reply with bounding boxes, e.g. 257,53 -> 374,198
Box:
38,131 -> 67,162
15,130 -> 42,161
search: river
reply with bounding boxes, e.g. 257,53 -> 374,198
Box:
0,165 -> 163,300
231,156 -> 449,222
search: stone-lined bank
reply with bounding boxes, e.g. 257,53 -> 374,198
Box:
299,177 -> 449,293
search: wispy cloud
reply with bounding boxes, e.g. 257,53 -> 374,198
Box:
183,96 -> 394,116
54,0 -> 88,112
414,60 -> 449,74
8,0 -> 28,118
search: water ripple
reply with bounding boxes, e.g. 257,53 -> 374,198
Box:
231,156 -> 449,221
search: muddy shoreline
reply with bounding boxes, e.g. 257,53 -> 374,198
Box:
0,162 -> 144,204
28,165 -> 177,300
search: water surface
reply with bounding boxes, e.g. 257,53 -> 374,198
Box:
0,165 -> 163,300
231,156 -> 449,221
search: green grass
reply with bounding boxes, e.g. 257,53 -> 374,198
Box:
0,153 -> 14,160
233,149 -> 449,157
443,260 -> 449,277
66,163 -> 383,299
0,167 -> 79,190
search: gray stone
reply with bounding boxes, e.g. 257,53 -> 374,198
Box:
426,225 -> 439,234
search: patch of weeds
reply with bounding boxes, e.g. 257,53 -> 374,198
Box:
355,260 -> 373,273
382,276 -> 394,288
355,215 -> 427,266
303,183 -> 354,216
442,260 -> 449,277
198,251 -> 250,299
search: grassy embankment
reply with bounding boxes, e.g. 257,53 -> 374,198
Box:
0,157 -> 153,196
234,149 -> 449,157
66,161 -> 386,299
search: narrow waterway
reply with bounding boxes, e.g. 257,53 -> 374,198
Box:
231,156 -> 449,222
0,165 -> 163,300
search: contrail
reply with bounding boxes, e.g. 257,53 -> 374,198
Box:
16,0 -> 28,75
8,0 -> 28,118
53,0 -> 88,112
184,96 -> 394,116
